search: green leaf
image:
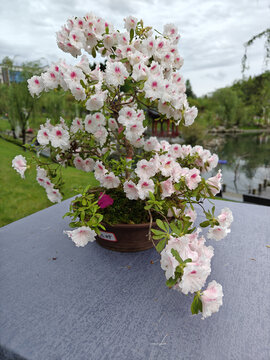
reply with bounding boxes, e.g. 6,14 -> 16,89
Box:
80,211 -> 85,221
153,234 -> 166,240
144,205 -> 152,210
164,222 -> 170,232
171,248 -> 183,264
130,28 -> 134,42
82,198 -> 87,206
151,229 -> 165,235
191,294 -> 203,315
149,191 -> 155,201
156,219 -> 166,231
156,238 -> 167,252
91,47 -> 96,58
199,220 -> 210,228
69,222 -> 79,228
80,79 -> 86,89
120,57 -> 129,63
166,277 -> 178,287
170,222 -> 182,236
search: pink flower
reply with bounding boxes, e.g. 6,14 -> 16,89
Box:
144,137 -> 161,152
137,179 -> 155,200
46,188 -> 62,203
94,161 -> 108,181
12,155 -> 27,179
64,226 -> 96,247
108,118 -> 118,131
135,159 -> 157,179
184,106 -> 198,126
50,126 -> 70,150
201,281 -> 223,319
105,61 -> 129,86
98,193 -> 114,208
100,172 -> 120,189
185,168 -> 201,190
184,207 -> 197,225
218,208 -> 233,228
27,76 -> 44,97
124,180 -> 139,200
124,15 -> 138,31
70,117 -> 84,133
143,75 -> 164,100
178,262 -> 210,294
207,225 -> 230,241
169,144 -> 182,158
181,145 -> 192,158
160,247 -> 179,280
205,154 -> 219,172
73,156 -> 85,171
206,170 -> 222,196
160,156 -> 176,177
160,179 -> 175,199
86,91 -> 107,111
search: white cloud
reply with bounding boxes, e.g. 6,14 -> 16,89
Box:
0,0 -> 269,95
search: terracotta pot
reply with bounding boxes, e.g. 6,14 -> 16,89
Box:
96,222 -> 156,252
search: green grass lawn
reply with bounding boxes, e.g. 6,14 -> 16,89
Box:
0,118 -> 11,132
0,138 -> 98,227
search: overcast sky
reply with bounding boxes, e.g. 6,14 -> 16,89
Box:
0,0 -> 269,96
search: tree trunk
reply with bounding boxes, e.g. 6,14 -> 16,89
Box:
11,127 -> 17,139
22,126 -> 26,146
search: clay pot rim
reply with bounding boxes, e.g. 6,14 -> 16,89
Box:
102,221 -> 156,229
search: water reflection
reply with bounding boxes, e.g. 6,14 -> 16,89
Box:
206,133 -> 270,194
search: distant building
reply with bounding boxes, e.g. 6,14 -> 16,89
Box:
0,65 -> 24,84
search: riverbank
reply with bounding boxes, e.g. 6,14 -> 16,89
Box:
208,127 -> 270,134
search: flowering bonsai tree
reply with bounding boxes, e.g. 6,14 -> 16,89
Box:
12,13 -> 233,319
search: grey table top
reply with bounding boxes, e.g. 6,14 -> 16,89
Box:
0,199 -> 270,360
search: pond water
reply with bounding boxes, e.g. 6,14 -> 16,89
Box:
206,132 -> 270,194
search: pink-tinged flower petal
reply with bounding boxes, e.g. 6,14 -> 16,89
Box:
12,155 -> 27,179
201,281 -> 223,319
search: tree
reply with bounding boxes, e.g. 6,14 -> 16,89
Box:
242,29 -> 270,73
5,60 -> 43,144
185,79 -> 196,98
212,88 -> 242,128
1,56 -> 13,68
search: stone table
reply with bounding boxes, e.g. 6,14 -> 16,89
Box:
0,199 -> 270,360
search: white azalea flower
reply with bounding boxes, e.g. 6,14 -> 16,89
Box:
50,126 -> 70,150
70,118 -> 84,133
100,172 -> 120,189
12,155 -> 27,179
123,15 -> 138,31
137,179 -> 155,200
185,168 -> 201,190
64,226 -> 96,247
105,61 -> 129,87
123,180 -> 139,200
201,281 -> 223,319
207,226 -> 230,241
37,125 -> 50,145
46,188 -> 62,203
135,159 -> 157,179
27,76 -> 44,97
178,263 -> 210,295
217,208 -> 233,228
